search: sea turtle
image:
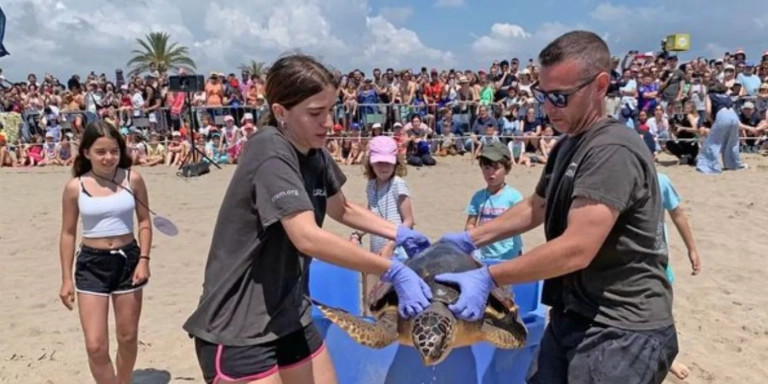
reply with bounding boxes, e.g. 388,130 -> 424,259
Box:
311,241 -> 528,366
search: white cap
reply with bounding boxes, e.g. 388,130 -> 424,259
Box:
372,123 -> 382,129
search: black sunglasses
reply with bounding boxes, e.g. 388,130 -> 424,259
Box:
530,73 -> 601,108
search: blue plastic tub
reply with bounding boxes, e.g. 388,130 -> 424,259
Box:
309,258 -> 547,384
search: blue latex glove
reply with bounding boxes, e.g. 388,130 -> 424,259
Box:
434,267 -> 496,321
439,231 -> 477,254
395,225 -> 431,258
381,260 -> 433,318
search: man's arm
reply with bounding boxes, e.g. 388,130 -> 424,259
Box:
488,197 -> 618,285
467,194 -> 547,248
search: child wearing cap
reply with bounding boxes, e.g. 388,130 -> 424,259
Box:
350,136 -> 414,262
351,135 -> 416,313
464,141 -> 524,261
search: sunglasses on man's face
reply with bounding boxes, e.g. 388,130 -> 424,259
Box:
530,73 -> 600,108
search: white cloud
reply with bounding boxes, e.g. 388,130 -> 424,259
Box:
360,16 -> 455,69
470,22 -> 578,63
434,0 -> 464,7
2,0 -> 768,82
590,3 -> 669,23
589,3 -> 632,21
0,0 -> 452,80
378,7 -> 414,24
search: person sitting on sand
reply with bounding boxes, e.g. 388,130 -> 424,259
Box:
0,135 -> 15,167
144,132 -> 166,167
20,135 -> 44,166
165,131 -> 184,166
57,135 -> 75,166
40,131 -> 63,166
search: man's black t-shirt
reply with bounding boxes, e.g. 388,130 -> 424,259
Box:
534,118 -> 673,331
183,126 -> 347,346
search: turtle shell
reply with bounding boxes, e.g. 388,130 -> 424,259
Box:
368,241 -> 520,319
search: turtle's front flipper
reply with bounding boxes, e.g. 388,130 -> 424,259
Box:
480,319 -> 528,349
310,298 -> 398,348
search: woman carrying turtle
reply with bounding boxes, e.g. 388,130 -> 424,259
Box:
182,53 -> 434,384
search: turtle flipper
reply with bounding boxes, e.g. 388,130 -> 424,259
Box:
310,298 -> 398,348
480,320 -> 527,349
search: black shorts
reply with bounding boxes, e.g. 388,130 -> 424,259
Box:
74,240 -> 147,296
527,308 -> 678,384
194,324 -> 325,384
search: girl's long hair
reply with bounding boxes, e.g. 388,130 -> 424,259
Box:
72,121 -> 132,177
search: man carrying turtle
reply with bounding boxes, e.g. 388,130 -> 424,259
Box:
435,30 -> 678,384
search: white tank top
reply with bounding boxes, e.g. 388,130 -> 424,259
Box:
78,169 -> 136,238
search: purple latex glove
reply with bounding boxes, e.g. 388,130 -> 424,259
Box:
434,266 -> 496,321
395,225 -> 431,258
438,231 -> 477,254
381,260 -> 433,318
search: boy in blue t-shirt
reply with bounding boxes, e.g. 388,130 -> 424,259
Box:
464,141 -> 524,260
658,172 -> 702,282
658,172 -> 702,380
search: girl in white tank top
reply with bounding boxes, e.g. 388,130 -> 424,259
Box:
58,121 -> 154,384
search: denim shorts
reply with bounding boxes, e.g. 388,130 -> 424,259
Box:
527,308 -> 678,384
74,240 -> 147,296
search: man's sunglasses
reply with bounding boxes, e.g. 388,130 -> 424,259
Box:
530,73 -> 601,108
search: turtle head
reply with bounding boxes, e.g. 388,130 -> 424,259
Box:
410,302 -> 456,366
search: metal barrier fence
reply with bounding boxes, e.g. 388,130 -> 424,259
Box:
4,96 -> 765,146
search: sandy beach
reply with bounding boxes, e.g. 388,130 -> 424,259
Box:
1,152 -> 767,384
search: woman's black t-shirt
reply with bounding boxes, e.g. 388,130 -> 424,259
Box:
183,125 -> 347,346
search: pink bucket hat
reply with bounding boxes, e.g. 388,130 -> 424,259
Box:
368,136 -> 398,164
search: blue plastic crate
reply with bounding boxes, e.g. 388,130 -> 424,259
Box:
309,258 -> 546,384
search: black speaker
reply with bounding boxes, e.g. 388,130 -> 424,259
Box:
168,75 -> 205,93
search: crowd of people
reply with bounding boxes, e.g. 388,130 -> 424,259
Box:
1,48 -> 767,171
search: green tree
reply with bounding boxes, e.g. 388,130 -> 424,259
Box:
126,32 -> 196,77
238,60 -> 268,78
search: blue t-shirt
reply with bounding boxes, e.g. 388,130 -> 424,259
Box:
466,184 -> 524,260
658,172 -> 680,283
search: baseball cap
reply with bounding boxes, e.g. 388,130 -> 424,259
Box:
368,136 -> 398,164
743,101 -> 755,109
479,141 -> 510,162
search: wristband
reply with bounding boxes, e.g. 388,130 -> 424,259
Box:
139,256 -> 150,261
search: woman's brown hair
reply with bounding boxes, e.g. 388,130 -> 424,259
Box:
72,121 -> 132,177
258,53 -> 339,128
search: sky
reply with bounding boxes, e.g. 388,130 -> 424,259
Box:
1,0 -> 766,81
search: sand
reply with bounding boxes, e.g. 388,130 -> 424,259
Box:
1,152 -> 767,384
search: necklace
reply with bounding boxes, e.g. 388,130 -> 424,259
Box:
92,167 -> 119,187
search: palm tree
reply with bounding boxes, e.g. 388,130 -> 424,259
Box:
126,32 -> 197,77
238,60 -> 268,78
